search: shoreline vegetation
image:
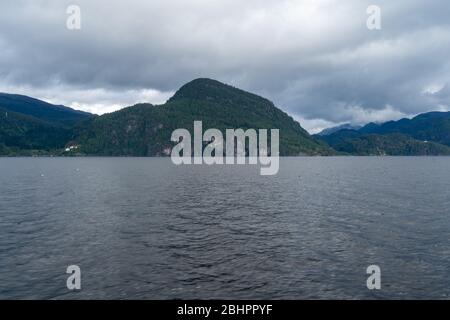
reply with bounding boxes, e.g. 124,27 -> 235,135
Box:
1,78 -> 450,157
2,154 -> 450,158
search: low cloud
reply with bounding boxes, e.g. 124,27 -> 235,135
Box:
0,0 -> 449,131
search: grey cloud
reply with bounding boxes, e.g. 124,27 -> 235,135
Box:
0,0 -> 449,132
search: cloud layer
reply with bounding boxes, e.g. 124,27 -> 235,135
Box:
1,0 -> 449,133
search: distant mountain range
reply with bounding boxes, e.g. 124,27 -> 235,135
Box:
317,123 -> 362,136
1,79 -> 450,156
316,112 -> 450,155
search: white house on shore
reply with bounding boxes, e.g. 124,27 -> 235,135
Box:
65,145 -> 79,152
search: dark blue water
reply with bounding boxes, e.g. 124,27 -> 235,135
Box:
1,157 -> 450,299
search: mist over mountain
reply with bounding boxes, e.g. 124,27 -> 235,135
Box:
359,112 -> 450,146
316,112 -> 450,155
317,124 -> 362,136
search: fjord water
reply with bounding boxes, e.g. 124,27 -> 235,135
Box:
1,157 -> 450,299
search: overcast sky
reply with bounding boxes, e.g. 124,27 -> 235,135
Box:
1,0 -> 449,133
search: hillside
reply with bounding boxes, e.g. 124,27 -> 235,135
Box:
359,112 -> 450,146
0,107 -> 73,155
317,123 -> 362,136
4,79 -> 450,157
73,78 -> 334,156
316,112 -> 450,156
320,131 -> 450,156
0,93 -> 92,126
0,94 -> 93,155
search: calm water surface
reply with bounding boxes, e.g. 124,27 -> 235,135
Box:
1,157 -> 450,299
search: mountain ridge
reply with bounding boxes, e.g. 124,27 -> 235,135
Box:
73,78 -> 334,156
0,94 -> 93,155
316,112 -> 450,155
317,123 -> 362,136
0,93 -> 92,126
2,78 -> 450,156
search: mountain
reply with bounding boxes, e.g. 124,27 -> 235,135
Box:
73,78 -> 334,156
359,112 -> 450,146
0,93 -> 92,126
320,131 -> 450,156
317,123 -> 362,136
316,112 -> 450,155
4,79 -> 449,157
0,94 -> 93,155
0,107 -> 72,154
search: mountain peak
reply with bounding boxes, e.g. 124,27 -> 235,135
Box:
176,78 -> 233,91
183,77 -> 222,87
317,123 -> 362,136
168,78 -> 274,107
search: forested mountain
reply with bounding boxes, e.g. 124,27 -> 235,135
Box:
316,112 -> 450,155
72,78 -> 334,156
0,94 -> 93,155
0,93 -> 92,126
2,79 -> 450,157
317,123 -> 362,136
359,112 -> 450,146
